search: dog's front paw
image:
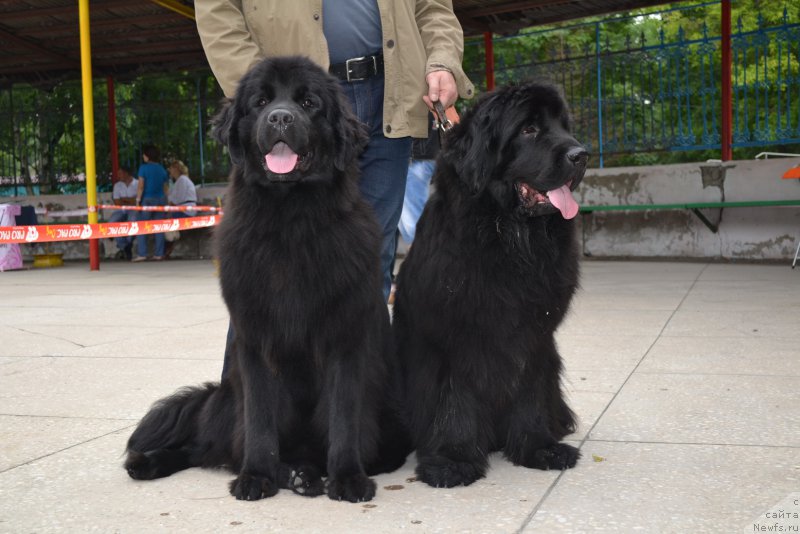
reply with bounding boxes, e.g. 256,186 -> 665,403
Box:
229,472 -> 279,501
416,455 -> 485,488
287,465 -> 325,498
514,442 -> 580,471
125,451 -> 158,480
125,450 -> 183,480
326,473 -> 376,502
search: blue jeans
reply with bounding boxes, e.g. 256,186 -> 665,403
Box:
398,160 -> 435,244
108,209 -> 132,250
221,75 -> 411,379
136,196 -> 166,258
339,76 -> 412,299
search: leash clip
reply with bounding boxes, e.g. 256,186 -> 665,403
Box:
433,101 -> 453,134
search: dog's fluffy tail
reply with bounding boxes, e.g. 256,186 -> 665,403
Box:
124,382 -> 232,480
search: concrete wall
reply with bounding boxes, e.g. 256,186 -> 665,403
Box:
575,157 -> 800,261
5,157 -> 800,262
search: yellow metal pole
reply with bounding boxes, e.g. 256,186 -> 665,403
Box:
79,0 -> 100,270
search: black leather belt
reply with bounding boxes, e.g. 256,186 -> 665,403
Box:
329,54 -> 384,82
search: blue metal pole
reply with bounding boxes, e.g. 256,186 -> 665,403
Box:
596,22 -> 604,168
9,86 -> 17,197
196,76 -> 205,184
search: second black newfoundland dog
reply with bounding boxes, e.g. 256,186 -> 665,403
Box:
393,82 -> 588,488
124,57 -> 410,502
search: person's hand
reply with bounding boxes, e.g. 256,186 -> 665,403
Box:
423,70 -> 458,110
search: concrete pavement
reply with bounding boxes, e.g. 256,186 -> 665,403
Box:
0,259 -> 797,533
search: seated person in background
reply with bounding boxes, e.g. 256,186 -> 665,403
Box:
165,160 -> 198,258
109,167 -> 138,261
167,160 -> 197,217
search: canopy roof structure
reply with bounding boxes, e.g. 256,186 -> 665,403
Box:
0,0 -> 201,85
455,0 -> 673,34
0,0 -> 673,86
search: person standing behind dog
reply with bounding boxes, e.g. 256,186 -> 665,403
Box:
109,166 -> 138,260
133,145 -> 169,262
195,0 -> 474,300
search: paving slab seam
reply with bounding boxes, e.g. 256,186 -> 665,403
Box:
565,262 -> 709,447
0,413 -> 138,422
0,425 -> 135,475
11,355 -> 223,362
513,468 -> 569,534
514,262 -> 711,533
4,294 -> 198,308
659,334 -> 800,340
5,318 -> 225,353
584,438 -> 800,449
635,370 -> 800,378
8,327 -> 86,349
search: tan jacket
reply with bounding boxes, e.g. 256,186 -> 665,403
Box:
195,0 -> 474,138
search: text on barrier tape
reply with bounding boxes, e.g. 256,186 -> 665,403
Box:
0,215 -> 221,244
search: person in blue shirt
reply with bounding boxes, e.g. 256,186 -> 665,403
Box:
133,145 -> 169,262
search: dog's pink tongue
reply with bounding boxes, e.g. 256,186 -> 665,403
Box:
265,142 -> 298,174
547,185 -> 580,219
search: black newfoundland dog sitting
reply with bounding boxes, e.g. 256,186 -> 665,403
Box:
124,56 -> 410,503
393,82 -> 588,488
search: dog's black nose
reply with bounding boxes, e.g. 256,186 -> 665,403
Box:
566,147 -> 588,165
268,109 -> 294,127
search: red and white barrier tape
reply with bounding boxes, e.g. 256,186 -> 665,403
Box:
0,215 -> 221,244
32,205 -> 221,218
96,204 -> 221,212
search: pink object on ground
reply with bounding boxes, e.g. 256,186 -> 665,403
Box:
0,204 -> 23,271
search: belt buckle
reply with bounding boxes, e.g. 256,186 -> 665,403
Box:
345,55 -> 376,82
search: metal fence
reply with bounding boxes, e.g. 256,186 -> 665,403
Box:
1,1 -> 798,194
465,1 -> 800,166
0,72 -> 227,196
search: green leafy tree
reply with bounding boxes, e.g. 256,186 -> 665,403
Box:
463,0 -> 800,165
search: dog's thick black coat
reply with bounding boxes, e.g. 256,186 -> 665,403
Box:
124,56 -> 410,503
393,82 -> 588,488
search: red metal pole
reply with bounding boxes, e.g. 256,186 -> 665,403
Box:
484,32 -> 495,91
720,0 -> 732,161
107,76 -> 119,184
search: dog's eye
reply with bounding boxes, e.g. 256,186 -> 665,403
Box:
256,98 -> 268,107
522,126 -> 539,138
302,97 -> 314,109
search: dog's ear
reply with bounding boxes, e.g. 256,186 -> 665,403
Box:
211,98 -> 245,166
332,92 -> 369,171
443,94 -> 503,195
